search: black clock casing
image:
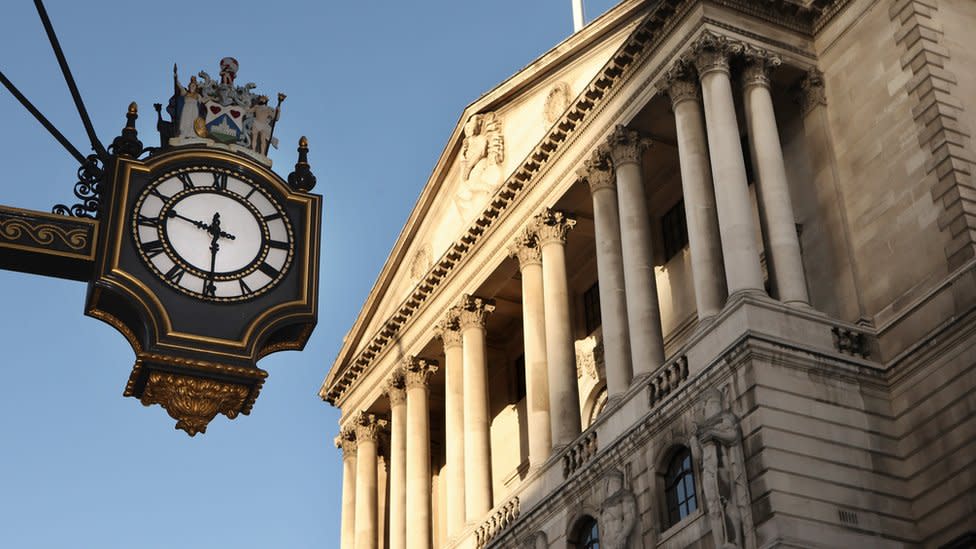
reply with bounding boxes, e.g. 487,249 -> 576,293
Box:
85,147 -> 321,433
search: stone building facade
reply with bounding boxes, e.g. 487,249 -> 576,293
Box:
320,1 -> 976,547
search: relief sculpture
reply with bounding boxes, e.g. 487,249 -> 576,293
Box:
692,388 -> 754,549
599,470 -> 637,549
456,112 -> 505,218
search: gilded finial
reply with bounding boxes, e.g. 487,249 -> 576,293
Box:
111,100 -> 142,158
288,136 -> 316,192
128,102 -> 138,115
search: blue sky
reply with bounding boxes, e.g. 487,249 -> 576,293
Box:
0,1 -> 618,546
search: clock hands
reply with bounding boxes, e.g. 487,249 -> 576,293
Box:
166,209 -> 236,240
203,212 -> 222,297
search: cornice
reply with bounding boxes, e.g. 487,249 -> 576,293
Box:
321,0 -> 851,406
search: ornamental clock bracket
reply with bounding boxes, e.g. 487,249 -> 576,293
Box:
1,51 -> 322,436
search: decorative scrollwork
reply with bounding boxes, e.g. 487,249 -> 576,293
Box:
53,154 -> 104,218
0,218 -> 89,250
140,371 -> 251,436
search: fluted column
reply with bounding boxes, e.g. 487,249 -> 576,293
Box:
742,50 -> 809,305
384,372 -> 407,549
353,413 -> 385,549
458,294 -> 496,520
607,126 -> 666,378
435,315 -> 466,538
336,428 -> 357,549
579,152 -> 633,398
692,32 -> 765,296
405,357 -> 438,549
509,230 -> 553,464
663,66 -> 728,319
533,208 -> 583,446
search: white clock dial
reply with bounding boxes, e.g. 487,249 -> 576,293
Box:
132,167 -> 294,302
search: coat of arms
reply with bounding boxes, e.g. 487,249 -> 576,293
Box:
158,57 -> 284,164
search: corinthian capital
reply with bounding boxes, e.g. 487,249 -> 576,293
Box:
457,294 -> 496,330
384,368 -> 406,406
797,68 -> 826,115
334,426 -> 357,457
607,125 -> 652,166
691,30 -> 743,76
661,61 -> 701,108
434,309 -> 463,349
353,411 -> 386,443
533,207 -> 577,247
577,147 -> 615,193
741,45 -> 782,90
404,356 -> 439,389
508,228 -> 542,269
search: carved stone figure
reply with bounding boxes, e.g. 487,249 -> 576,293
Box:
460,113 -> 504,185
599,471 -> 637,549
249,95 -> 279,154
520,531 -> 548,549
175,75 -> 205,139
693,388 -> 753,549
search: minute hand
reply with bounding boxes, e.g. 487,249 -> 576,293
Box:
167,210 -> 236,240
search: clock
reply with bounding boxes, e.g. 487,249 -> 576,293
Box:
131,166 -> 294,302
85,144 -> 321,435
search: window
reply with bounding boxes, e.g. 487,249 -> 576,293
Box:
583,281 -> 601,333
513,354 -> 526,402
577,516 -> 600,549
665,446 -> 698,527
661,200 -> 688,261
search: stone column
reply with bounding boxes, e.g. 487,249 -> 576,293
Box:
336,428 -> 357,549
692,32 -> 765,296
606,126 -> 666,378
353,413 -> 385,549
509,230 -> 553,464
742,50 -> 809,306
579,152 -> 633,398
458,294 -> 496,520
533,208 -> 583,446
435,315 -> 466,538
663,66 -> 728,319
384,372 -> 407,549
405,357 -> 438,549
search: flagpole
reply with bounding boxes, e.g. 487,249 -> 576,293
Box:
572,0 -> 585,32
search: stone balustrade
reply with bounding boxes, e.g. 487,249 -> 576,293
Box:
562,430 -> 598,479
475,496 -> 520,549
647,355 -> 689,407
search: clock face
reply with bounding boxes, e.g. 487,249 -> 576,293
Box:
131,167 -> 294,302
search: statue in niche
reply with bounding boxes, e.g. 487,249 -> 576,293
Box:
599,470 -> 637,549
692,387 -> 752,549
456,112 -> 504,215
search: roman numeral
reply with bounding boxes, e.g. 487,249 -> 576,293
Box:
141,240 -> 164,258
244,187 -> 257,199
258,262 -> 280,279
211,172 -> 228,190
268,240 -> 289,250
203,279 -> 217,297
238,278 -> 253,296
164,265 -> 185,283
176,173 -> 195,190
137,214 -> 159,227
263,212 -> 283,222
149,187 -> 169,201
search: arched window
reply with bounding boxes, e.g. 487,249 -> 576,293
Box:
577,516 -> 600,549
665,446 -> 697,527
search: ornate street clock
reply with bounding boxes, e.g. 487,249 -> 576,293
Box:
0,5 -> 321,436
80,60 -> 321,435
